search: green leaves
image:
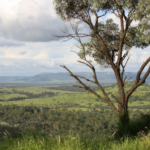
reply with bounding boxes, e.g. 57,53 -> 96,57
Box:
53,0 -> 149,70
131,0 -> 150,44
78,19 -> 120,68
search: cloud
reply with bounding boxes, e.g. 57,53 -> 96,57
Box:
105,13 -> 120,25
0,0 -> 68,42
0,40 -> 78,65
0,51 -> 5,56
0,37 -> 24,47
20,51 -> 27,55
0,41 -> 24,47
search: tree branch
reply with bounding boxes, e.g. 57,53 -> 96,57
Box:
77,60 -> 92,69
125,57 -> 150,103
123,76 -> 133,85
135,57 -> 150,84
71,84 -> 88,90
111,93 -> 122,106
123,76 -> 127,83
60,65 -> 108,103
70,74 -> 95,83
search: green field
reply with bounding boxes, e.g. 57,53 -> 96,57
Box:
0,82 -> 149,111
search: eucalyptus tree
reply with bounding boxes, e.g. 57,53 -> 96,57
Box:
53,0 -> 150,123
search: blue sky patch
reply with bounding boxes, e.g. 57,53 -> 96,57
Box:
0,51 -> 5,56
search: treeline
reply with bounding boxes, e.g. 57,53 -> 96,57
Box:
12,89 -> 58,99
0,97 -> 26,102
0,89 -> 59,101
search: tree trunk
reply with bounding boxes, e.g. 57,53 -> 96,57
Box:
118,104 -> 129,125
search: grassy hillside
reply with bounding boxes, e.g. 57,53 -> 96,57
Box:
0,82 -> 149,111
0,82 -> 150,149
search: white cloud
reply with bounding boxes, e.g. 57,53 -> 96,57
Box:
33,53 -> 49,60
105,13 -> 120,25
0,0 -> 65,42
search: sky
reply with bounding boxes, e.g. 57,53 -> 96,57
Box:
0,0 -> 149,76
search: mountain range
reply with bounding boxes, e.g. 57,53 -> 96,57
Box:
0,72 -> 149,85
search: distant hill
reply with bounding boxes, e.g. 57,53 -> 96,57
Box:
19,72 -> 73,82
19,72 -> 150,82
0,76 -> 29,82
0,72 -> 149,84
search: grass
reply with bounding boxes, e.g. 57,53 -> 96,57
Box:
1,129 -> 150,150
0,83 -> 149,111
0,93 -> 27,100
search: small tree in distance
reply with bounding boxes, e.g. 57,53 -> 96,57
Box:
53,0 -> 150,124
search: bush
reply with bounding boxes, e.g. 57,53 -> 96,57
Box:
115,113 -> 150,138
